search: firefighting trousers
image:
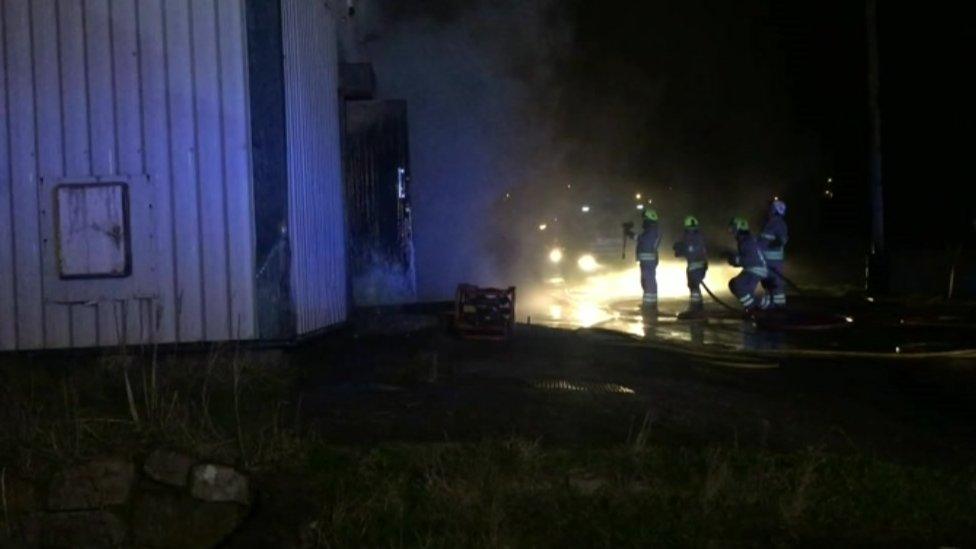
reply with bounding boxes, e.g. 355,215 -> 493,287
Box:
761,260 -> 787,307
729,271 -> 769,311
640,260 -> 658,305
687,265 -> 707,305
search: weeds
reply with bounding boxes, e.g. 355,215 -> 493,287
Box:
628,410 -> 654,455
0,345 -> 307,475
2,352 -> 975,546
1,467 -> 8,536
781,448 -> 825,529
700,446 -> 730,510
296,441 -> 976,547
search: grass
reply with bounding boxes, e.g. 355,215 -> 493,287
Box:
1,347 -> 975,546
0,345 -> 306,474
292,441 -> 975,547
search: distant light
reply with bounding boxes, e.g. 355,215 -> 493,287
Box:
844,316 -> 854,323
866,296 -> 875,302
549,248 -> 563,264
824,189 -> 834,199
581,205 -> 591,213
636,204 -> 645,210
505,192 -> 511,200
566,184 -> 572,189
549,304 -> 563,320
647,199 -> 653,204
827,177 -> 833,183
577,254 -> 599,272
538,223 -> 548,231
635,193 -> 642,200
895,346 -> 901,354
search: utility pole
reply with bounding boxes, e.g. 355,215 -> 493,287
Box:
865,0 -> 887,291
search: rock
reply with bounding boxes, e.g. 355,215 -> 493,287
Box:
144,449 -> 194,488
20,511 -> 127,548
131,490 -> 246,548
47,459 -> 135,510
190,464 -> 250,505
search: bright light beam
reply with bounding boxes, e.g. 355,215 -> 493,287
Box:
577,254 -> 599,273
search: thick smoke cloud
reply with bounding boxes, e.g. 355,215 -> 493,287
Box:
350,0 -> 858,298
353,0 -> 572,299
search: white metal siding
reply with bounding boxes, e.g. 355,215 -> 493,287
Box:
0,0 -> 256,350
281,0 -> 347,334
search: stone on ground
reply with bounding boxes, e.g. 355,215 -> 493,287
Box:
190,464 -> 251,505
144,449 -> 194,488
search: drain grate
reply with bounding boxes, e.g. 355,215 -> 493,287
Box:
533,379 -> 636,395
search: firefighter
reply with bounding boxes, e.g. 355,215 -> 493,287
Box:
636,208 -> 661,307
759,198 -> 789,308
726,217 -> 770,311
673,215 -> 708,309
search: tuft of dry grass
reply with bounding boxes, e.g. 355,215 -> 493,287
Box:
0,344 -> 309,475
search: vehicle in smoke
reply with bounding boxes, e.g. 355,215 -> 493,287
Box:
536,192 -> 647,283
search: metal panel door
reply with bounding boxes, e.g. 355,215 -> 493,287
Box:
344,100 -> 417,306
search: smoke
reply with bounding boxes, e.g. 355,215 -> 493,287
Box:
350,0 -> 847,300
353,0 -> 573,299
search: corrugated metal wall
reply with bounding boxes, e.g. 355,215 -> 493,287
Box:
281,0 -> 347,334
0,0 -> 255,350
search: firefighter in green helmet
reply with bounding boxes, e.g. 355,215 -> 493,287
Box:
635,208 -> 661,307
726,216 -> 770,311
673,215 -> 708,309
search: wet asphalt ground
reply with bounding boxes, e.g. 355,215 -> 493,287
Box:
295,296 -> 976,467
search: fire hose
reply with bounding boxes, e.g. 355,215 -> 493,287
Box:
769,266 -> 805,294
700,281 -> 741,313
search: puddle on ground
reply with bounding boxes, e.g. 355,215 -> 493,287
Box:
524,268 -> 976,354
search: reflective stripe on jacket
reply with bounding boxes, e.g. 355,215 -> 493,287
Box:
683,229 -> 707,262
759,215 -> 788,261
735,232 -> 767,275
636,225 -> 660,262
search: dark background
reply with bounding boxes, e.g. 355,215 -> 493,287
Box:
361,0 -> 970,298
877,3 -> 971,247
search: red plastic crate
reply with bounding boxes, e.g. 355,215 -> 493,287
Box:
454,284 -> 516,340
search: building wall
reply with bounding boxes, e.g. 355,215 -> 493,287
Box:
281,0 -> 348,334
245,0 -> 293,340
0,0 -> 256,350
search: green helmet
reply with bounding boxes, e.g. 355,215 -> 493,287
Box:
729,216 -> 749,232
683,215 -> 699,229
643,208 -> 659,222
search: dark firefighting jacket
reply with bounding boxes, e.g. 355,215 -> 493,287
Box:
759,215 -> 788,262
636,222 -> 661,263
731,231 -> 768,278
